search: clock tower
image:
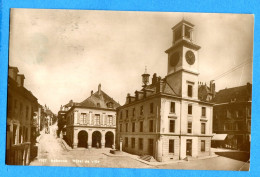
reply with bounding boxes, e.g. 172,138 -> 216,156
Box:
165,20 -> 201,100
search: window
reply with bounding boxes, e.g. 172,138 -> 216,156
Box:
169,140 -> 174,153
201,123 -> 206,134
149,120 -> 153,132
202,107 -> 206,117
7,96 -> 12,117
187,122 -> 192,133
201,140 -> 205,152
120,111 -> 122,119
131,138 -> 135,148
97,103 -> 100,107
188,105 -> 192,115
140,105 -> 144,115
150,103 -> 154,114
169,120 -> 175,133
170,102 -> 175,113
175,27 -> 182,41
108,115 -> 113,125
94,114 -> 100,125
188,85 -> 193,97
140,121 -> 143,132
125,137 -> 128,147
185,26 -> 191,39
120,124 -> 122,132
139,138 -> 143,150
132,122 -> 135,132
81,113 -> 87,124
20,103 -> 23,119
26,106 -> 29,119
126,110 -> 128,118
107,102 -> 113,108
133,108 -> 135,117
125,123 -> 128,132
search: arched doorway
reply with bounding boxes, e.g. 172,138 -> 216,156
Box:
78,130 -> 88,148
92,131 -> 101,148
105,131 -> 114,148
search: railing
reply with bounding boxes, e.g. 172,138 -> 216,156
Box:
6,142 -> 31,165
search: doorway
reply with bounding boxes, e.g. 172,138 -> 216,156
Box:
78,130 -> 88,148
186,139 -> 192,156
92,131 -> 102,148
105,131 -> 114,148
148,139 -> 154,156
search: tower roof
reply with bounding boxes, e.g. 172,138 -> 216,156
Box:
172,19 -> 195,30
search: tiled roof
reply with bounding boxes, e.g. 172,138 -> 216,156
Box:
79,90 -> 120,109
213,84 -> 252,104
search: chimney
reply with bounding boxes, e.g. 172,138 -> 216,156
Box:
156,78 -> 163,93
210,80 -> 215,96
98,84 -> 101,95
17,74 -> 25,87
8,66 -> 19,81
91,90 -> 93,95
152,73 -> 157,85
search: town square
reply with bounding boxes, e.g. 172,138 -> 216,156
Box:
5,9 -> 252,171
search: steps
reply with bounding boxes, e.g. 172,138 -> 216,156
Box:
140,155 -> 157,162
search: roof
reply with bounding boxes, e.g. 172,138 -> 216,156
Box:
79,90 -> 120,110
213,83 -> 252,104
171,19 -> 195,30
144,79 -> 179,96
64,100 -> 79,107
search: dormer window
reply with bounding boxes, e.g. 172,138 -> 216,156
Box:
97,103 -> 100,107
107,102 -> 113,108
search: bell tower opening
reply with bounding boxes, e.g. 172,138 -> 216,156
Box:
165,20 -> 201,99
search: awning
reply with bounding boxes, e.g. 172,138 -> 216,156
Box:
226,134 -> 234,140
212,134 -> 228,141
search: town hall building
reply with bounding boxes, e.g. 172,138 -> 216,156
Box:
116,20 -> 214,162
65,84 -> 120,149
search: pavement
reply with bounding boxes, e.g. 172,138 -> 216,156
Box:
30,125 -> 250,171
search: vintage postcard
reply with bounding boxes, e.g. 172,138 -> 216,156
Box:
6,9 -> 253,171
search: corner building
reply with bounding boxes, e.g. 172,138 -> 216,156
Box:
65,84 -> 120,149
116,20 -> 213,161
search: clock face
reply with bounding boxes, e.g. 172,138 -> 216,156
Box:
170,52 -> 180,67
185,50 -> 195,65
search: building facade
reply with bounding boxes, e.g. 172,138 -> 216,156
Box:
65,84 -> 120,149
212,83 -> 251,151
116,20 -> 214,162
6,66 -> 38,165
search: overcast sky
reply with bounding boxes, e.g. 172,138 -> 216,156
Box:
9,9 -> 254,113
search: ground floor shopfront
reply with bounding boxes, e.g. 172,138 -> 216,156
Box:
66,126 -> 115,149
117,134 -> 212,162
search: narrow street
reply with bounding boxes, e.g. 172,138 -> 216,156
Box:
30,125 -> 77,167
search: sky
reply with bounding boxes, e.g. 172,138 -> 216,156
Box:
9,9 -> 254,113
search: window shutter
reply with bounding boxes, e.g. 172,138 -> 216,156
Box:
86,113 -> 90,125
77,112 -> 80,124
113,116 -> 116,126
105,115 -> 108,126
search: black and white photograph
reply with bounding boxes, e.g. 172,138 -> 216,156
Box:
6,9 -> 253,171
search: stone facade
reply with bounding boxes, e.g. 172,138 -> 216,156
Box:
212,83 -> 251,151
64,84 -> 120,149
116,20 -> 214,162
